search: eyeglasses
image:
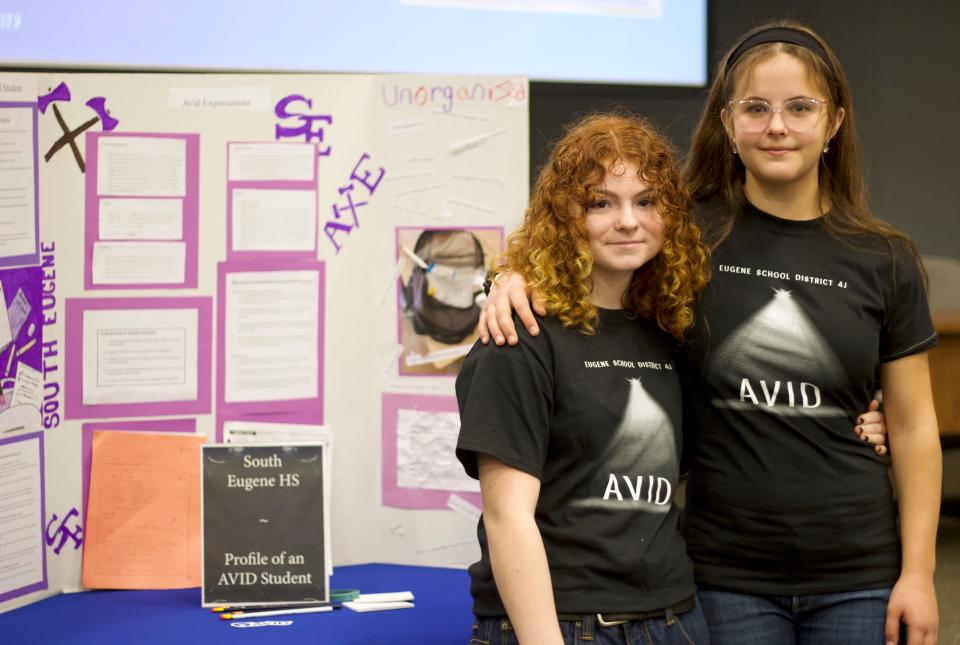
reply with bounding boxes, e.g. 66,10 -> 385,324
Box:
729,98 -> 828,133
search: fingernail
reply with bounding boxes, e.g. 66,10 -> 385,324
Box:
495,335 -> 504,344
858,417 -> 864,424
855,427 -> 862,435
529,326 -> 539,335
861,435 -> 869,442
507,335 -> 517,344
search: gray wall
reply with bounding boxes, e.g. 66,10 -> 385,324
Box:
529,0 -> 960,259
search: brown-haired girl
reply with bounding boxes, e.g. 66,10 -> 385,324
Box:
456,113 -> 710,644
481,20 -> 940,645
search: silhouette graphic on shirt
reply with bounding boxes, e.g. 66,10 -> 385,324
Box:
708,288 -> 846,417
572,376 -> 676,512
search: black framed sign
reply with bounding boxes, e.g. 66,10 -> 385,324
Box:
201,443 -> 328,607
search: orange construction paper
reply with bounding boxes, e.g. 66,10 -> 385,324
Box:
82,430 -> 206,589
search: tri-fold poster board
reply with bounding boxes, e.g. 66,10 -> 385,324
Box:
0,71 -> 528,613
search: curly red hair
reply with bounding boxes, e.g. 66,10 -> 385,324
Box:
504,113 -> 710,339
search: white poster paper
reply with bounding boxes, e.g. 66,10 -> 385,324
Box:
97,136 -> 186,197
223,421 -> 331,444
0,77 -> 39,101
0,282 -> 12,350
0,434 -> 44,598
227,143 -> 315,182
224,270 -> 319,403
0,106 -> 37,258
446,493 -> 482,520
396,409 -> 479,492
231,188 -> 316,252
81,308 -> 199,405
10,363 -> 41,410
99,198 -> 183,240
91,241 -> 186,285
168,85 -> 272,111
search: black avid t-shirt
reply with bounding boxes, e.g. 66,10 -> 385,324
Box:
456,310 -> 696,615
681,201 -> 938,594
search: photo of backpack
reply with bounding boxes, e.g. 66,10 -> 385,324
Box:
400,229 -> 486,345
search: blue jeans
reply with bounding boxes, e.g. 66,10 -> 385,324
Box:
470,599 -> 710,644
698,587 -> 892,645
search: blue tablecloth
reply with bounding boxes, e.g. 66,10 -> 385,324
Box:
0,563 -> 473,644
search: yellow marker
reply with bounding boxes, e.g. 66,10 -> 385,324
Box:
17,338 -> 36,356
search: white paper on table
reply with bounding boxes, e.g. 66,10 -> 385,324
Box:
354,591 -> 415,603
91,241 -> 186,285
227,142 -> 315,182
0,282 -> 12,350
351,591 -> 414,605
395,408 -> 479,492
81,308 -> 199,405
343,601 -> 414,612
0,106 -> 38,258
231,188 -> 316,252
97,136 -> 186,197
99,198 -> 183,240
0,434 -> 44,597
224,270 -> 319,403
10,363 -> 42,410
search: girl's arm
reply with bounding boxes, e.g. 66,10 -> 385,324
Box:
479,272 -> 543,346
478,453 -> 563,645
477,274 -> 889,450
881,352 -> 941,645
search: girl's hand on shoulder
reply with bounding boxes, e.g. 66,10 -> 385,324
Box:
478,272 -> 545,346
885,570 -> 938,645
855,398 -> 888,456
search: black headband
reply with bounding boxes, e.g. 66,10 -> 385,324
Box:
725,26 -> 835,75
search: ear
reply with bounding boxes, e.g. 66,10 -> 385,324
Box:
828,106 -> 845,141
720,107 -> 735,142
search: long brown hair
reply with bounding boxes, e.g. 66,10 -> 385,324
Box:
504,112 -> 710,340
684,19 -> 924,278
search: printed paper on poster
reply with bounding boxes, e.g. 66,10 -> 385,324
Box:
231,188 -> 316,252
91,241 -> 186,285
228,143 -> 315,182
224,270 -> 319,403
81,308 -> 199,405
99,198 -> 183,240
0,433 -> 45,601
97,136 -> 187,197
0,106 -> 37,260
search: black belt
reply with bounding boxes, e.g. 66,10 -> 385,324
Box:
556,595 -> 695,627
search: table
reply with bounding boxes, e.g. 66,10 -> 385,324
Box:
932,313 -> 960,516
0,564 -> 473,644
931,312 -> 960,436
